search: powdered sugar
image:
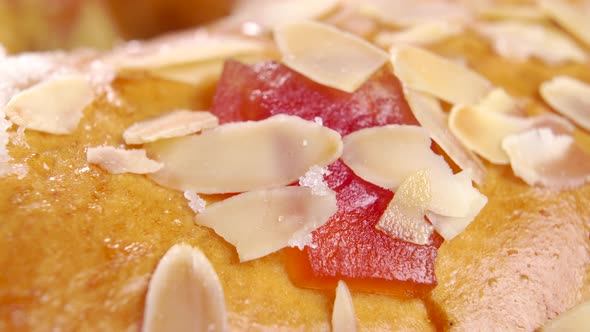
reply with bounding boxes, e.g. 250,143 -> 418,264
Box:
288,232 -> 318,250
299,165 -> 332,196
184,191 -> 206,214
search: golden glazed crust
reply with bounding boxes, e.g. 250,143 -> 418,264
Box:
1,6 -> 590,332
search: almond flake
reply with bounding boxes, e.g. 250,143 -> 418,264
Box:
375,21 -> 463,48
376,170 -> 434,245
149,59 -> 225,86
142,244 -> 228,332
123,110 -> 219,144
403,89 -> 486,184
195,186 -> 337,262
541,300 -> 590,332
475,88 -> 520,114
274,21 -> 389,93
359,0 -> 471,27
341,125 -> 450,190
502,128 -> 590,189
229,0 -> 339,29
4,75 -> 94,135
478,4 -> 547,21
149,55 -> 262,86
449,103 -> 574,164
391,45 -> 492,105
87,146 -> 163,174
539,0 -> 590,48
474,21 -> 587,64
332,280 -> 358,332
426,191 -> 487,241
184,191 -> 206,214
108,34 -> 269,71
540,76 -> 590,132
147,114 -> 342,194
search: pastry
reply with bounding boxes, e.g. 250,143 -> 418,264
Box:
1,0 -> 589,331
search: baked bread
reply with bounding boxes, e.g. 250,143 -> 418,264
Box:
1,1 -> 589,331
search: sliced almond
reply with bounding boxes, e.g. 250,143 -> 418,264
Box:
4,75 -> 93,135
449,103 -> 574,164
426,191 -> 487,241
148,55 -> 261,86
274,21 -> 389,93
123,110 -> 219,144
142,244 -> 227,332
541,300 -> 590,332
87,146 -> 163,174
229,0 -> 339,29
149,59 -> 225,86
475,88 -> 520,114
147,115 -> 342,194
403,89 -> 486,184
539,0 -> 590,48
332,280 -> 357,332
376,170 -> 434,245
391,45 -> 492,105
478,4 -> 547,21
502,128 -> 590,189
474,21 -> 587,64
195,186 -> 337,262
107,34 -> 269,71
359,0 -> 471,27
375,21 -> 463,48
341,125 -> 449,190
540,76 -> 590,132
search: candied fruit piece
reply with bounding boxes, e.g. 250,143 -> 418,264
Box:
210,60 -> 443,296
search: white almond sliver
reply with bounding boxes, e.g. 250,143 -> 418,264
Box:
147,114 -> 342,194
274,21 -> 389,93
142,244 -> 227,332
426,190 -> 487,241
475,88 -> 520,114
375,21 -> 463,48
123,110 -> 219,144
149,59 -> 225,86
87,146 -> 163,174
403,89 -> 486,184
539,0 -> 590,48
195,186 -> 337,262
376,170 -> 434,245
149,55 -> 262,86
474,21 -> 587,64
4,75 -> 93,135
540,76 -> 590,132
541,300 -> 590,332
391,45 -> 492,105
230,0 -> 339,29
359,0 -> 471,27
332,280 -> 358,332
502,128 -> 590,189
108,35 -> 268,71
449,103 -> 574,164
341,125 -> 450,190
478,4 -> 547,21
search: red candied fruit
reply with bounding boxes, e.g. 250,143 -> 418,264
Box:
210,60 -> 443,297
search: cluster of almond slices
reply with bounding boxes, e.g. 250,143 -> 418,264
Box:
1,0 -> 590,330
